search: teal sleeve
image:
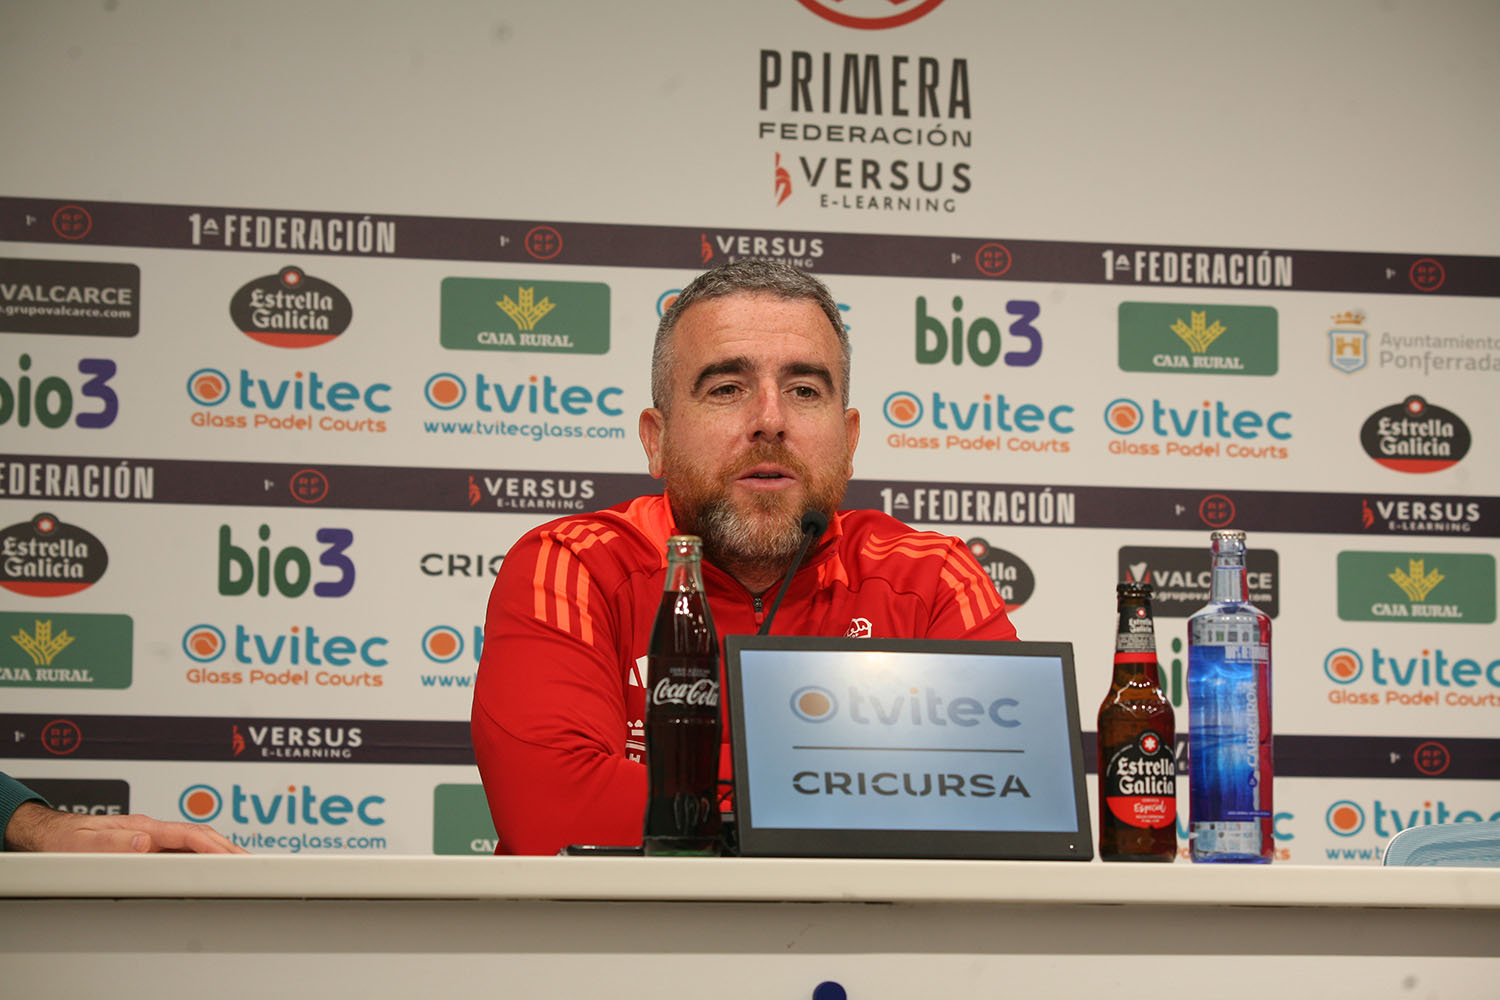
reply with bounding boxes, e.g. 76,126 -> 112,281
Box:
0,771 -> 51,851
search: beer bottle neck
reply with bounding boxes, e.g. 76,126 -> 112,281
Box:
663,554 -> 705,594
1113,598 -> 1159,678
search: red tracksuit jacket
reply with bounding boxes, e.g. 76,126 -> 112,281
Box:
470,493 -> 1018,855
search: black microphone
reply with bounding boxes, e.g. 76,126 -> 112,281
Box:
757,510 -> 828,636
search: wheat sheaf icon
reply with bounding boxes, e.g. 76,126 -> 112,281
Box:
497,287 -> 556,331
11,619 -> 76,667
1170,310 -> 1226,353
1389,559 -> 1444,602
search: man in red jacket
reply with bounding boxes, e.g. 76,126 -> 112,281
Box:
471,260 -> 1017,855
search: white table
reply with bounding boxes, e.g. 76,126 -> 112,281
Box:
3,856 -> 1497,999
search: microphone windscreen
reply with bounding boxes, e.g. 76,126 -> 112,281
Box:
800,509 -> 829,536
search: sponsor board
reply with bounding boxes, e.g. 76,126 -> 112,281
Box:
965,538 -> 1033,612
882,388 -> 1073,455
1103,396 -> 1291,460
1117,302 -> 1277,375
440,277 -> 609,354
15,777 -> 129,815
1359,395 -> 1471,473
1118,546 -> 1280,618
181,620 -> 383,689
229,265 -> 352,348
1322,645 -> 1500,711
185,364 -> 390,434
1,353 -> 119,429
432,783 -> 500,855
233,720 -> 366,761
1336,551 -> 1495,624
0,258 -> 140,336
178,779 -> 389,853
0,611 -> 132,688
0,512 -> 108,597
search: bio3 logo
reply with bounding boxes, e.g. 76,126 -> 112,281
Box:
179,782 -> 385,826
217,524 -> 355,598
789,683 -> 1020,727
915,296 -> 1041,367
0,354 -> 118,429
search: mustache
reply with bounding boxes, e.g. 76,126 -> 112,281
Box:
725,442 -> 810,480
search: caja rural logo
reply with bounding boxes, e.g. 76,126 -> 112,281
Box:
230,266 -> 352,348
1360,395 -> 1470,473
0,512 -> 108,597
185,365 -> 389,434
440,277 -> 610,355
1,353 -> 119,429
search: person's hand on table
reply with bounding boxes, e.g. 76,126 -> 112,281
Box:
4,802 -> 248,853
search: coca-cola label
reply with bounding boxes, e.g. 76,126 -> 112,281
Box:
650,676 -> 719,708
1102,730 -> 1176,829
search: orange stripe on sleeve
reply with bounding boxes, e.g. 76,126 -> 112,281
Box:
551,546 -> 574,636
938,565 -> 978,630
533,538 -> 557,624
574,561 -> 595,646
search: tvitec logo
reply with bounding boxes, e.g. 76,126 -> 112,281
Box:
181,621 -> 386,688
179,781 -> 385,827
883,389 -> 1073,455
1,353 -> 118,429
1323,645 -> 1500,709
185,365 -> 389,434
789,683 -> 1020,728
1324,797 -> 1500,863
217,524 -> 355,598
1103,395 -> 1291,460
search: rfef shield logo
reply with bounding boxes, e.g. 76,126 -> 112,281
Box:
229,266 -> 352,348
1359,395 -> 1470,473
0,513 -> 108,597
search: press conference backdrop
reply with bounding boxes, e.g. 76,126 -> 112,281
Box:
1,0 -> 1496,862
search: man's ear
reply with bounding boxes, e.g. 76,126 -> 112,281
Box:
844,407 -> 861,479
639,407 -> 666,479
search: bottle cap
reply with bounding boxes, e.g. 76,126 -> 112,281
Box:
1210,530 -> 1247,541
1116,581 -> 1153,598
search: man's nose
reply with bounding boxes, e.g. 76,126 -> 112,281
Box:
749,383 -> 787,440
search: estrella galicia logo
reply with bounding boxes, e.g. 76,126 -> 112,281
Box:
0,513 -> 108,597
966,538 -> 1034,611
230,266 -> 352,348
795,0 -> 949,30
1360,395 -> 1470,473
790,685 -> 838,722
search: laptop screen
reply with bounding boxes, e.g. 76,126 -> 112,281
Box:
725,636 -> 1092,860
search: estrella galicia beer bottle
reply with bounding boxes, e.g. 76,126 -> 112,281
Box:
643,535 -> 722,855
1097,581 -> 1177,861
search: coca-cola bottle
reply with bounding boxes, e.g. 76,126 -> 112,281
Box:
643,535 -> 722,855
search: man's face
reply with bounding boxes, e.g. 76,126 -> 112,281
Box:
639,292 -> 860,577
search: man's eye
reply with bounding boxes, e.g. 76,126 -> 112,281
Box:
790,385 -> 821,399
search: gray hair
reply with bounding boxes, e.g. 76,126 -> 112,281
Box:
651,260 -> 850,411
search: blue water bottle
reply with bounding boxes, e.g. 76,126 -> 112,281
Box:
1188,530 -> 1273,863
